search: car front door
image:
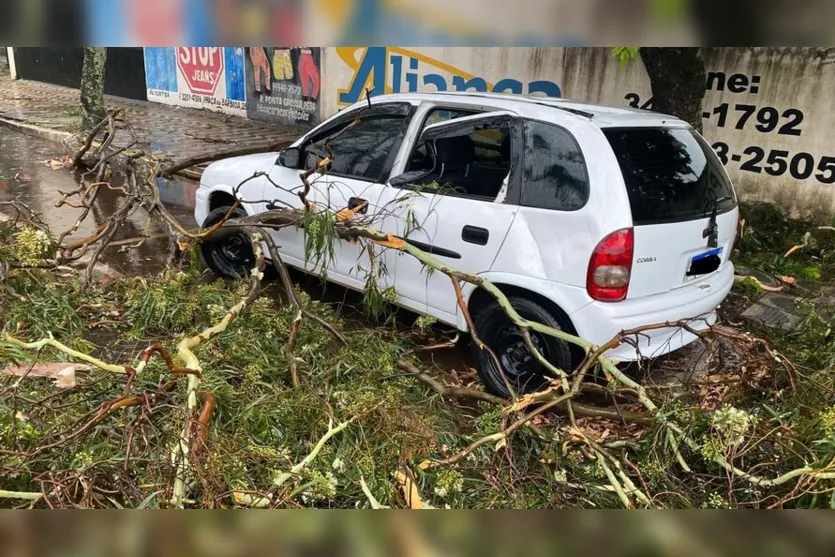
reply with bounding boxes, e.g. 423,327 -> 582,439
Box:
376,109 -> 523,326
263,102 -> 416,289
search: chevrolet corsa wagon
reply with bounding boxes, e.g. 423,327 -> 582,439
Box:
195,92 -> 739,397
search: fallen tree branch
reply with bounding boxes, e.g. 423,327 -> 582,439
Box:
397,359 -> 649,423
2,334 -> 129,374
161,141 -> 292,176
0,490 -> 43,502
273,415 -> 359,488
170,232 -> 267,508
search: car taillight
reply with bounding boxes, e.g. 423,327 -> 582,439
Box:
587,228 -> 634,302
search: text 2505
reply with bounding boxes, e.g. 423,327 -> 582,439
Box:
712,142 -> 835,184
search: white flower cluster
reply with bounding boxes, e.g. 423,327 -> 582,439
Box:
712,405 -> 756,447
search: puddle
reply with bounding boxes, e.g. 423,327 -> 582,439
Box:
0,127 -> 197,276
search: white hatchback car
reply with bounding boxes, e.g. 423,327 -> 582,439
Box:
195,92 -> 739,397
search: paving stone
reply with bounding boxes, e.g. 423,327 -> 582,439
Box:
0,77 -> 304,168
740,299 -> 803,330
757,291 -> 803,316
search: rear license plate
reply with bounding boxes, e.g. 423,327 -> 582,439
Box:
685,247 -> 724,280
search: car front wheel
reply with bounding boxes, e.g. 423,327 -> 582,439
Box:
471,296 -> 576,398
201,206 -> 255,279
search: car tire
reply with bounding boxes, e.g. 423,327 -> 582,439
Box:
471,296 -> 576,398
201,206 -> 255,280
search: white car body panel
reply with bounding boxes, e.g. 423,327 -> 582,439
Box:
195,91 -> 739,363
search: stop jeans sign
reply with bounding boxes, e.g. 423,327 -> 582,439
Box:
177,47 -> 224,96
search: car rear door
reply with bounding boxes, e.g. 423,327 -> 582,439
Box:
602,126 -> 739,299
376,110 -> 523,323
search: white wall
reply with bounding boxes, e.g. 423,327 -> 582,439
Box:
321,47 -> 835,221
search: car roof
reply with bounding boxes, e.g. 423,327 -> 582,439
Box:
366,91 -> 689,129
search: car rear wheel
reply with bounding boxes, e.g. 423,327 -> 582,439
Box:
201,206 -> 254,279
471,296 -> 575,398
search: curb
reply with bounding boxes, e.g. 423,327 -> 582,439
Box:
0,115 -> 75,146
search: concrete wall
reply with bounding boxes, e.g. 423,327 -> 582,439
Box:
13,48 -> 147,101
321,47 -> 835,221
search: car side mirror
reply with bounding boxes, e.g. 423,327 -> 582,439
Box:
278,147 -> 300,169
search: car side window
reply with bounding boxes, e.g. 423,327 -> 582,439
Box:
522,120 -> 590,211
303,104 -> 413,182
401,110 -> 511,200
407,108 -> 477,173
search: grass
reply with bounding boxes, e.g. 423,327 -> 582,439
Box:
736,202 -> 835,282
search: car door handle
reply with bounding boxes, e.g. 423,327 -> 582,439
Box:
348,197 -> 368,214
462,225 -> 489,246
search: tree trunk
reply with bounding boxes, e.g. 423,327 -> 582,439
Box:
80,47 -> 107,129
639,48 -> 706,132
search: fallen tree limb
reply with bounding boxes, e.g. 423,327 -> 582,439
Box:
161,141 -> 293,176
397,359 -> 650,423
2,334 -> 128,374
170,232 -> 267,508
0,490 -> 43,502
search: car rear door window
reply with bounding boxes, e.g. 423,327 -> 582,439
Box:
602,127 -> 737,225
407,108 -> 479,174
400,111 -> 514,200
521,120 -> 589,211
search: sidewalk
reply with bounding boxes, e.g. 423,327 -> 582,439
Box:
0,75 -> 302,167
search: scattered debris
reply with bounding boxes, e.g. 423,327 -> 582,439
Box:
2,362 -> 90,389
45,156 -> 74,170
394,464 -> 433,509
734,274 -> 784,292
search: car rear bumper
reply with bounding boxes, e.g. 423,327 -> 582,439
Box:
569,262 -> 734,362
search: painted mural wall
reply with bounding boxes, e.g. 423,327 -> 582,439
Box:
245,47 -> 322,126
145,47 -> 247,116
143,46 -> 322,126
322,47 -> 835,220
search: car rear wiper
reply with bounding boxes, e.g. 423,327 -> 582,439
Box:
702,196 -> 734,248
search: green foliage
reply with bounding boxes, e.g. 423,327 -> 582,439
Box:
612,47 -> 639,69
124,270 -> 234,336
0,271 -> 85,339
732,276 -> 765,297
301,209 -> 337,278
3,200 -> 835,508
738,202 -> 835,280
1,226 -> 56,265
414,314 -> 437,332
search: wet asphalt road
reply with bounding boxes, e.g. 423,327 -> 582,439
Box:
0,127 -> 197,276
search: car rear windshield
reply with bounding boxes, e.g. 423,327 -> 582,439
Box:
603,127 -> 737,226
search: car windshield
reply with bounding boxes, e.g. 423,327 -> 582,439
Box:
603,127 -> 736,226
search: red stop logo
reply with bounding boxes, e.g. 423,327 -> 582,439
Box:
177,47 -> 224,96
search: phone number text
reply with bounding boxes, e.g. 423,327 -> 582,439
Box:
712,142 -> 834,184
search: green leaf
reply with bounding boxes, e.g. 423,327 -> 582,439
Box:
137,490 -> 163,509
611,47 -> 639,69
